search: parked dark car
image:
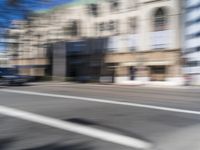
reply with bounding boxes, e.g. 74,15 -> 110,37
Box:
0,68 -> 32,86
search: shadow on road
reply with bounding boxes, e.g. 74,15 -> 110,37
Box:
0,138 -> 94,150
66,118 -> 151,143
25,141 -> 94,150
0,137 -> 16,149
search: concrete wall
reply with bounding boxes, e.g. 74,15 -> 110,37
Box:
52,42 -> 67,81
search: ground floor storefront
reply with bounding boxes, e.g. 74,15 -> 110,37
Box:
103,50 -> 184,86
11,58 -> 50,81
10,46 -> 185,86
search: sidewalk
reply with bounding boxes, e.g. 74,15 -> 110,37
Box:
28,81 -> 200,90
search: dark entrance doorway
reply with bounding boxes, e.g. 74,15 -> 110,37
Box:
150,66 -> 166,81
129,66 -> 136,80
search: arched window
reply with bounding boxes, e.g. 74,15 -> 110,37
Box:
153,7 -> 168,31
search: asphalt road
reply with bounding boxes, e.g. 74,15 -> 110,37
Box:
0,82 -> 200,150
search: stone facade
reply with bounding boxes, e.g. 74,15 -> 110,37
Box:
8,0 -> 183,85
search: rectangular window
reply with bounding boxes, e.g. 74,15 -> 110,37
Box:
87,4 -> 98,16
109,0 -> 120,12
128,17 -> 137,33
151,30 -> 170,50
66,20 -> 80,36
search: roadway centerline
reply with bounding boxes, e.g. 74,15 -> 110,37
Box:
0,105 -> 153,149
1,89 -> 200,115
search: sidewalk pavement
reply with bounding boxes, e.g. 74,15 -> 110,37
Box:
28,81 -> 200,90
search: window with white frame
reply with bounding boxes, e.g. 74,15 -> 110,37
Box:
152,7 -> 170,49
87,3 -> 99,16
66,20 -> 80,36
153,7 -> 168,31
109,0 -> 120,12
128,17 -> 137,33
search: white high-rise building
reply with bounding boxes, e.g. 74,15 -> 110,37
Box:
184,0 -> 200,85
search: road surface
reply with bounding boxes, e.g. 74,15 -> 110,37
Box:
0,82 -> 200,150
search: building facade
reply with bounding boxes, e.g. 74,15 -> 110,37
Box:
9,0 -> 184,85
0,52 -> 10,68
183,0 -> 200,85
7,19 -> 48,79
95,0 -> 183,85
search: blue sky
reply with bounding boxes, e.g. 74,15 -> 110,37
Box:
0,0 -> 74,51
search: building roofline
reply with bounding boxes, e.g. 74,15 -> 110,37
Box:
34,0 -> 99,14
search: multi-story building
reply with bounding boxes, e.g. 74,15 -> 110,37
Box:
93,0 -> 183,85
0,52 -> 10,67
8,18 -> 51,80
9,0 -> 183,85
183,0 -> 200,85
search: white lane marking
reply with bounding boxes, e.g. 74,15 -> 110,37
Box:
1,89 -> 200,115
0,105 -> 152,149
